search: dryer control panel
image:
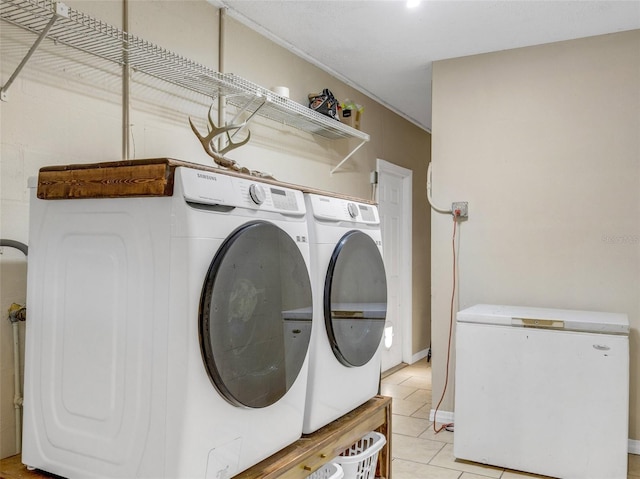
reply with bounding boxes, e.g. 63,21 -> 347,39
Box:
307,194 -> 379,225
178,167 -> 305,215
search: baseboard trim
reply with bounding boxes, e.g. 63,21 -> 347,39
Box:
629,439 -> 640,455
381,363 -> 407,378
429,409 -> 454,424
411,348 -> 430,364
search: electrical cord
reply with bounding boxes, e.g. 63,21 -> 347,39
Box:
433,217 -> 457,434
427,162 -> 452,214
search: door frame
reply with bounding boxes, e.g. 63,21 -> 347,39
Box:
376,158 -> 413,366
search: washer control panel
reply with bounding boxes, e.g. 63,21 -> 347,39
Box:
268,186 -> 300,211
306,194 -> 379,225
179,167 -> 304,215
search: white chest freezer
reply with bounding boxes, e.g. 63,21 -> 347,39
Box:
454,304 -> 629,479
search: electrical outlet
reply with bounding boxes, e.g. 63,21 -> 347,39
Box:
452,201 -> 469,219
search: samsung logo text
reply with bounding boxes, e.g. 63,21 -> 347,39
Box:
197,173 -> 217,181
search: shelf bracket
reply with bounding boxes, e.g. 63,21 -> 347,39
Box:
1,2 -> 69,102
228,96 -> 268,140
330,138 -> 367,175
214,95 -> 267,151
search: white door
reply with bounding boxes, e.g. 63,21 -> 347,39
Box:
376,159 -> 412,372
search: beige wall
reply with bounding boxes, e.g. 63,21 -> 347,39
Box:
0,1 -> 431,458
431,30 -> 640,442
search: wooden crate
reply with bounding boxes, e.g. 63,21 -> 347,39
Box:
37,158 -> 375,204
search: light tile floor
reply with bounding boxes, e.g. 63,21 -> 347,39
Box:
381,359 -> 640,479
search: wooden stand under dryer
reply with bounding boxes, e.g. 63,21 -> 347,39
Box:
235,395 -> 392,479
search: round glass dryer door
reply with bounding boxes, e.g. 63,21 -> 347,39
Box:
199,221 -> 312,408
324,230 -> 387,367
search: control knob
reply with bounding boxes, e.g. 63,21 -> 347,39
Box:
249,183 -> 266,205
347,202 -> 358,218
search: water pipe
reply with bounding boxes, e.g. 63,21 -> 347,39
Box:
1,239 -> 28,454
8,304 -> 26,454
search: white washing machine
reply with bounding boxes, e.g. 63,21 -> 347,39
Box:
23,165 -> 313,478
302,193 -> 387,434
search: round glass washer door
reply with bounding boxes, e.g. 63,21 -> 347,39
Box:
324,230 -> 387,367
199,221 -> 312,408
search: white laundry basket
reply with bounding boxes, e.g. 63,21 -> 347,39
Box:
306,462 -> 344,479
334,431 -> 386,479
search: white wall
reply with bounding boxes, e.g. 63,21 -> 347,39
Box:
431,30 -> 640,441
0,0 -> 431,458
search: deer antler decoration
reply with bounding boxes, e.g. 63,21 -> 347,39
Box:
189,105 -> 254,174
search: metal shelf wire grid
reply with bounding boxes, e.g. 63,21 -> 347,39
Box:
1,0 -> 370,143
0,0 -> 239,98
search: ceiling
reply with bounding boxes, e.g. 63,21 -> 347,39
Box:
210,0 -> 640,132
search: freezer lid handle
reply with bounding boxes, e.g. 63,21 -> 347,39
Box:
512,317 -> 565,329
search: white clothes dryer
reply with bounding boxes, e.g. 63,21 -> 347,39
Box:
23,164 -> 313,478
302,193 -> 387,434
